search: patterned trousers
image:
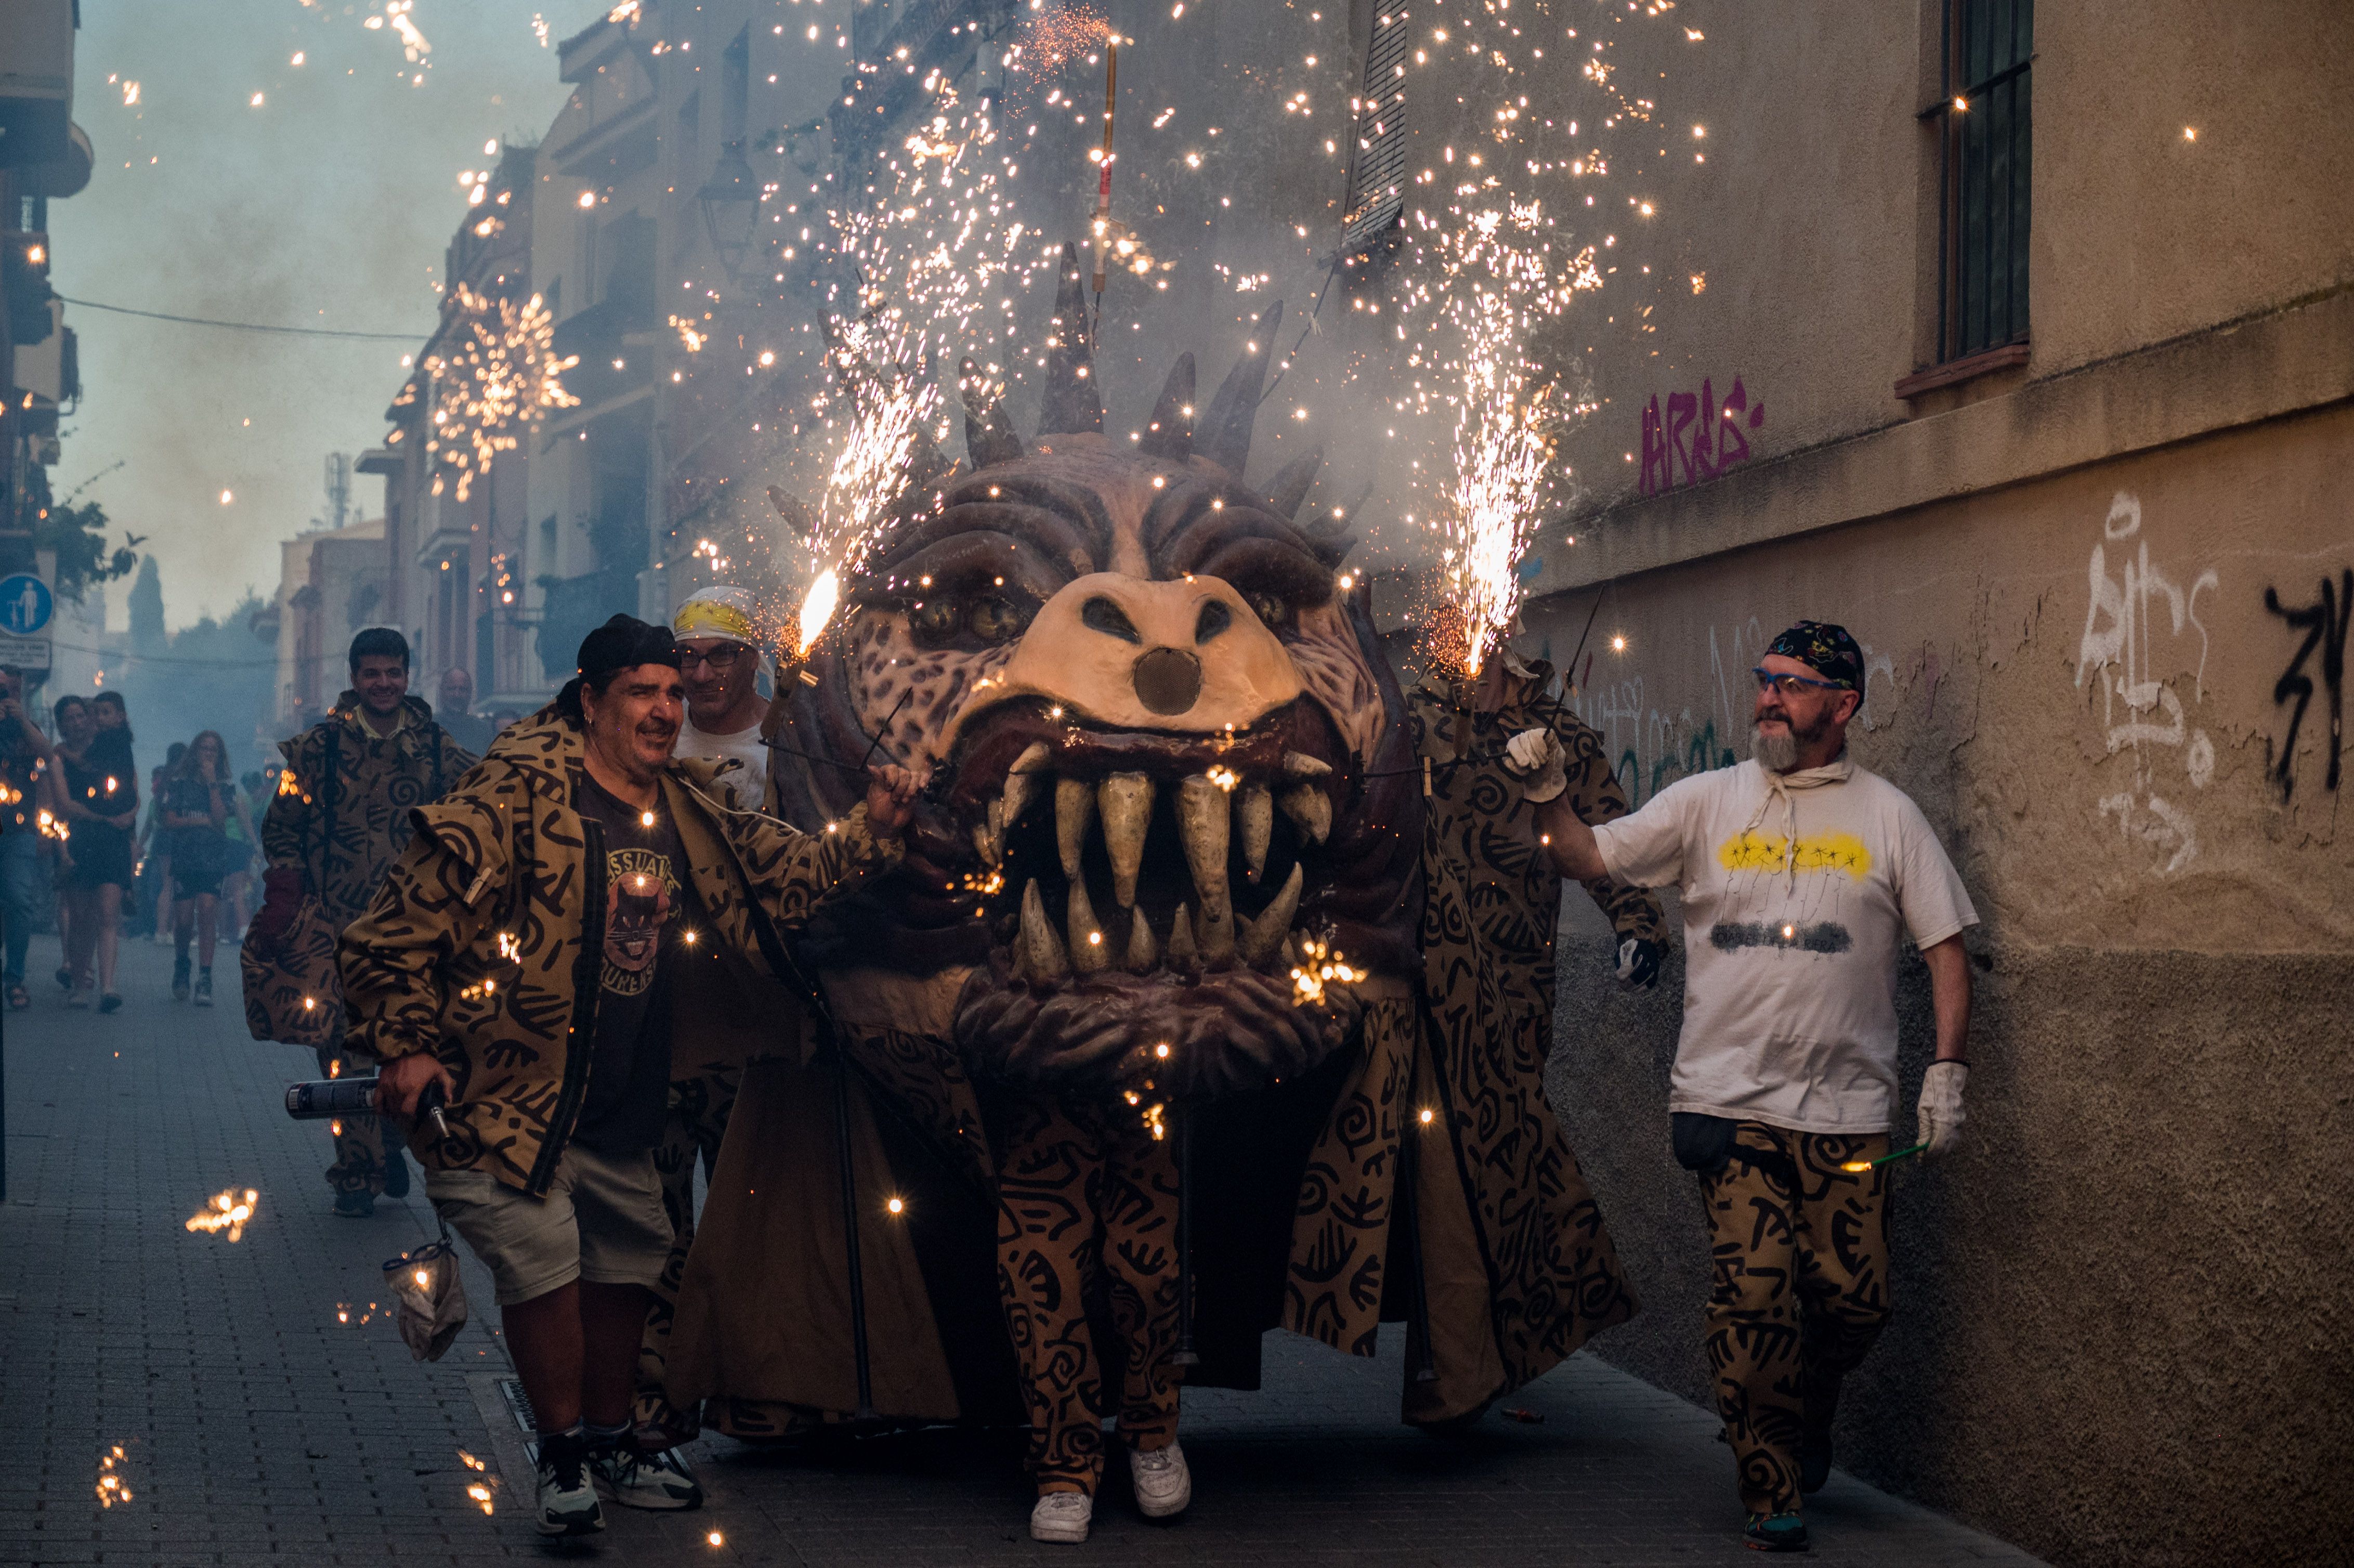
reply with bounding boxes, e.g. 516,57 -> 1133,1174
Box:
996,1093 -> 1185,1495
635,1068 -> 741,1444
313,1041 -> 389,1197
1698,1121 -> 1892,1516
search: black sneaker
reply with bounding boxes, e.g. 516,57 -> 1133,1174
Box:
535,1433 -> 607,1536
193,969 -> 213,1007
172,956 -> 191,1001
332,1190 -> 375,1219
590,1445 -> 703,1511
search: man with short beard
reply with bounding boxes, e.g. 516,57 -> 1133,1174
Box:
1510,619 -> 1976,1555
342,614 -> 920,1538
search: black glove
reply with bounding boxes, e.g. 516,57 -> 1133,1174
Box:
1613,936 -> 1662,992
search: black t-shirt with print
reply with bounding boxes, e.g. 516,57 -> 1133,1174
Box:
570,774 -> 705,1156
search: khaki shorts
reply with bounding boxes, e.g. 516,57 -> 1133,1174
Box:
426,1142 -> 672,1307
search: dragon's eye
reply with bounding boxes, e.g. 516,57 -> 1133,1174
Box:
912,599 -> 962,643
1248,591 -> 1290,631
969,597 -> 1031,644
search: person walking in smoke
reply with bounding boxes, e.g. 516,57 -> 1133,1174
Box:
345,615 -> 919,1536
253,628 -> 475,1217
0,665 -> 58,1011
140,740 -> 184,945
57,691 -> 138,1012
1514,619 -> 1976,1554
159,730 -> 237,1005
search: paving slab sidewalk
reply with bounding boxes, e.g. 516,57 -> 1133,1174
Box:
3,933 -> 2043,1566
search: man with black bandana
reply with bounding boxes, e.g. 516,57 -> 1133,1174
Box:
1512,619 -> 1977,1555
341,615 -> 922,1537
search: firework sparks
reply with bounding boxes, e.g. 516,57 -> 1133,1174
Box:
96,1447 -> 133,1508
185,1188 -> 259,1242
415,287 -> 579,501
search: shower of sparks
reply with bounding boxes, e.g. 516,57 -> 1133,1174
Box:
411,287 -> 579,502
1408,199 -> 1599,671
783,72 -> 1058,654
96,1447 -> 133,1507
1289,934 -> 1362,1008
185,1188 -> 258,1242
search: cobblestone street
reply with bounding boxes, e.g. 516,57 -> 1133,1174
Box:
4,935 -> 2042,1566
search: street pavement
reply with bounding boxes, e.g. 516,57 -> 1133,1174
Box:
4,933 -> 2043,1566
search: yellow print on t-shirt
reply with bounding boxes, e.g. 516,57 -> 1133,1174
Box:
1715,830 -> 1873,880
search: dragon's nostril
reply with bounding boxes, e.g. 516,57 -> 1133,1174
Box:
1132,647 -> 1204,715
1082,595 -> 1143,644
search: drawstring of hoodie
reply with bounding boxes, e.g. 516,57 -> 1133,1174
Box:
1738,755 -> 1854,889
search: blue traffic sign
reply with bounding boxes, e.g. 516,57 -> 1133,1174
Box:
0,574 -> 53,637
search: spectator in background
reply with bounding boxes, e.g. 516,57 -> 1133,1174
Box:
59,691 -> 138,1013
437,666 -> 495,756
141,740 -> 186,944
255,628 -> 476,1217
670,587 -> 771,814
0,665 -> 56,1011
161,730 -> 237,1006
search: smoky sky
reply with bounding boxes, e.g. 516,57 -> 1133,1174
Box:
46,3 -> 594,631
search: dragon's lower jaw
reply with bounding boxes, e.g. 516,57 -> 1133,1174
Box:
952,958 -> 1368,1100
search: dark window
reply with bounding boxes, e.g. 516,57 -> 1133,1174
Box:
1927,0 -> 2032,360
1341,9 -> 1411,260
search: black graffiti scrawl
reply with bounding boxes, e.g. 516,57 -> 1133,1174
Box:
2264,569 -> 2351,798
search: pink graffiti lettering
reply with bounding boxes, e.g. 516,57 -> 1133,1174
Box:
1639,376 -> 1764,497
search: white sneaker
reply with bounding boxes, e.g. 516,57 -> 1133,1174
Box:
533,1439 -> 606,1536
590,1445 -> 703,1510
1030,1491 -> 1092,1543
1130,1441 -> 1192,1519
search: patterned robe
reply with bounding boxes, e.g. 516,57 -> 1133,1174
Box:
1406,657 -> 1664,1395
338,708 -> 899,1195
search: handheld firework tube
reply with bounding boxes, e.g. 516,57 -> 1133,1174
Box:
287,1076 -> 451,1141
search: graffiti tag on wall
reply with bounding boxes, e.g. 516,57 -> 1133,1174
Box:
1638,376 -> 1764,497
2076,492 -> 2218,874
2264,568 -> 2349,798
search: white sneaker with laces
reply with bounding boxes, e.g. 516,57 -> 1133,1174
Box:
533,1441 -> 606,1536
1130,1440 -> 1192,1518
590,1445 -> 703,1510
1029,1490 -> 1093,1543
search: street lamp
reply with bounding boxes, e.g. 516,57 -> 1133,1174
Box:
697,141 -> 760,283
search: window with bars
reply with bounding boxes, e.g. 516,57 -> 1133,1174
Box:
1926,0 -> 2032,363
1341,8 -> 1411,259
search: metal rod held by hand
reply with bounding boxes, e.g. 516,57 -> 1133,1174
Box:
858,688 -> 914,772
1171,1104 -> 1200,1368
830,1039 -> 879,1420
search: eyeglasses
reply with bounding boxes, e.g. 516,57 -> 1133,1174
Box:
680,646 -> 747,674
1752,666 -> 1850,697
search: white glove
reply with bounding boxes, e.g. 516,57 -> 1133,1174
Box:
1501,727 -> 1568,803
1915,1061 -> 1968,1158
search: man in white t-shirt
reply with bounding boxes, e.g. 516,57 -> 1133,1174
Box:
1506,619 -> 1975,1556
672,587 -> 772,814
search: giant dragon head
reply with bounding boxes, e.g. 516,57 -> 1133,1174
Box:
770,246 -> 1422,1100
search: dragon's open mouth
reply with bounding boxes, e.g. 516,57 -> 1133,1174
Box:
945,698 -> 1365,1097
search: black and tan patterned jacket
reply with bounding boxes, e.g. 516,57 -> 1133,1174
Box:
337,708 -> 903,1195
1409,656 -> 1666,1023
263,691 -> 478,926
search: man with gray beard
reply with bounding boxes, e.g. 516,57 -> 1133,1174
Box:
1503,619 -> 1977,1555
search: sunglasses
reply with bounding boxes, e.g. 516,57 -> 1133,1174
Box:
680,646 -> 748,674
1751,666 -> 1850,697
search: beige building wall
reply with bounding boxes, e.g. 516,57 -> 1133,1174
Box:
1514,5 -> 2354,1564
